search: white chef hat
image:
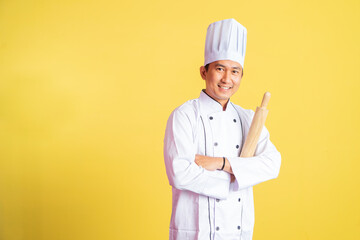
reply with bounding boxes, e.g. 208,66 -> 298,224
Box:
204,18 -> 247,69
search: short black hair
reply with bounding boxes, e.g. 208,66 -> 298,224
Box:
204,63 -> 244,77
205,64 -> 210,71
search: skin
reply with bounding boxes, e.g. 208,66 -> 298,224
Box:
195,60 -> 243,176
200,60 -> 243,110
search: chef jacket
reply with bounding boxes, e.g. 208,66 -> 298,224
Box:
164,90 -> 281,240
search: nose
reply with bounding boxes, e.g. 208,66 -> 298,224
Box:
221,70 -> 232,83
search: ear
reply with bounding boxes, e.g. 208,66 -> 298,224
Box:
200,66 -> 207,80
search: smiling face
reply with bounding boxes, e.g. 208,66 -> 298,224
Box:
200,60 -> 243,108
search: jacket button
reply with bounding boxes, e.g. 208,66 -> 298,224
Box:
233,119 -> 237,123
216,199 -> 220,202
236,145 -> 239,149
238,198 -> 241,202
209,116 -> 213,120
214,142 -> 218,146
237,226 -> 241,230
216,227 -> 220,231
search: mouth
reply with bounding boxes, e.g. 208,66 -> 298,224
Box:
218,84 -> 232,90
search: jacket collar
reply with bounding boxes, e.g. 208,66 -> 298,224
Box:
199,90 -> 232,115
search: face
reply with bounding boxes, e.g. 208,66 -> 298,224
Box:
200,60 -> 243,107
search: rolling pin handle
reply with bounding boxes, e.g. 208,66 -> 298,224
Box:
260,92 -> 271,108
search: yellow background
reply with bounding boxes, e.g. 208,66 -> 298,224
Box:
0,0 -> 359,239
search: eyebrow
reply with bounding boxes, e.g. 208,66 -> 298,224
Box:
215,64 -> 242,70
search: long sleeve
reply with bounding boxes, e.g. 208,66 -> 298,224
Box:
227,124 -> 281,190
164,109 -> 231,199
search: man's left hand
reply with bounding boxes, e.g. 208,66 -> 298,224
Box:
195,154 -> 222,171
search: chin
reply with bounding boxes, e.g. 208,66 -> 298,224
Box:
217,93 -> 232,100
216,96 -> 230,102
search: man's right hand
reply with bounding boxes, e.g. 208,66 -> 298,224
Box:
231,174 -> 236,183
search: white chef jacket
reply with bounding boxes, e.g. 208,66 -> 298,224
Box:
164,90 -> 281,240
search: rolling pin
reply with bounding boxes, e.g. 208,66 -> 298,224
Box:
240,92 -> 271,157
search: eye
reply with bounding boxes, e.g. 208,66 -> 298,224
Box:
232,70 -> 239,74
216,67 -> 224,71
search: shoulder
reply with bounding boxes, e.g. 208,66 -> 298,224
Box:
170,98 -> 199,119
167,98 -> 199,125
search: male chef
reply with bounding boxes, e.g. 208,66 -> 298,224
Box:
163,18 -> 281,240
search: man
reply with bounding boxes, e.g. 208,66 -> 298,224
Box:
164,18 -> 281,240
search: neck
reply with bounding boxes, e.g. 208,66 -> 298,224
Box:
221,101 -> 229,111
203,89 -> 229,111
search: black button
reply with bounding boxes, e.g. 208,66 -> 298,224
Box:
236,145 -> 239,149
216,227 -> 220,231
233,119 -> 237,123
210,116 -> 213,120
214,142 -> 218,146
216,199 -> 220,202
237,226 -> 241,230
238,198 -> 241,202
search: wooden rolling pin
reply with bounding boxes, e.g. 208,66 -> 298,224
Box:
240,92 -> 271,157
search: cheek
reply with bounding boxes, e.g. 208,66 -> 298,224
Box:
208,77 -> 219,86
232,80 -> 241,89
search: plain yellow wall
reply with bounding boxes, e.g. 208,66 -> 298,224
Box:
1,0 -> 359,239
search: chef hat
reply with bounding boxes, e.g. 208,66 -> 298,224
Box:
204,18 -> 247,69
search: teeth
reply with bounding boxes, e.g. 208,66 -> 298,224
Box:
218,85 -> 231,90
